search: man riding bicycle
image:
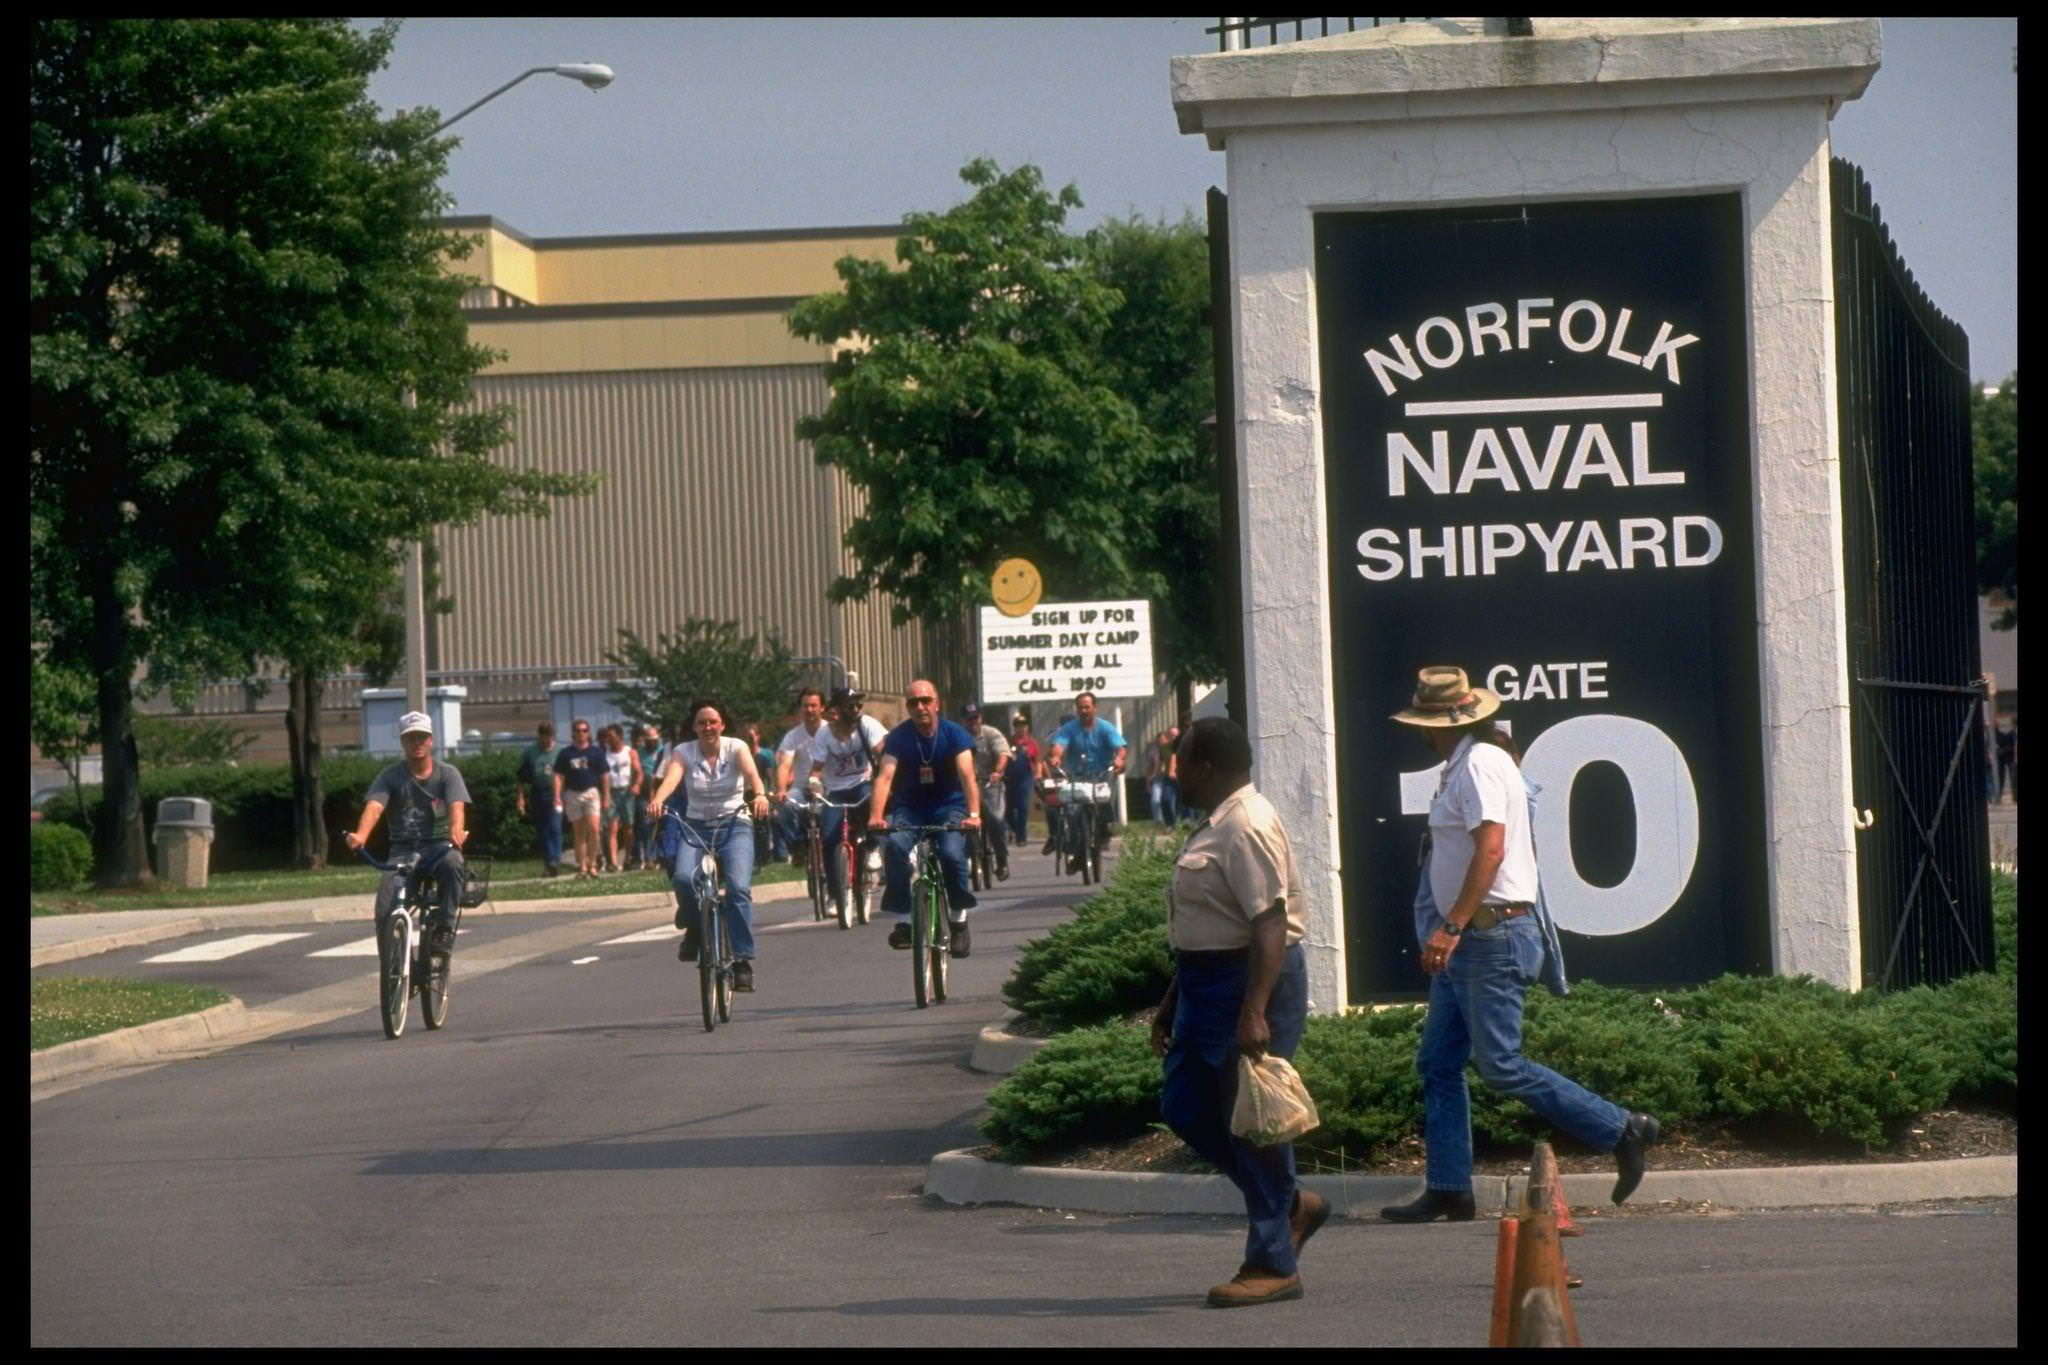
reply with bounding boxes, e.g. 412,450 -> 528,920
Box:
1045,690 -> 1129,872
806,687 -> 887,922
866,679 -> 982,957
772,687 -> 829,862
344,711 -> 470,956
959,701 -> 1012,882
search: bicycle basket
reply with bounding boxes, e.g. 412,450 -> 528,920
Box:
455,856 -> 492,909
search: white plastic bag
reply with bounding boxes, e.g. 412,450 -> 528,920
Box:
1230,1053 -> 1321,1146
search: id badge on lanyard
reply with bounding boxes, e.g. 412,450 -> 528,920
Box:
919,764 -> 936,785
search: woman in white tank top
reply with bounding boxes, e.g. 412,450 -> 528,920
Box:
647,701 -> 771,990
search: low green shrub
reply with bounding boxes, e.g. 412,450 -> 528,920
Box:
30,823 -> 94,891
45,747 -> 536,873
984,947 -> 2021,1158
1992,869 -> 2017,978
982,1022 -> 1161,1155
999,834 -> 1180,1030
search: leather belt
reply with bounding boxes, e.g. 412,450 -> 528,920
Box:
1468,902 -> 1533,932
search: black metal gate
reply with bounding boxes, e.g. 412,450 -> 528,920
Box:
1832,157 -> 1994,991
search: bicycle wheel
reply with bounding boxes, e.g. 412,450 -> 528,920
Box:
380,915 -> 411,1039
808,830 -> 828,921
421,939 -> 451,1031
1077,808 -> 1095,885
714,897 -> 732,1023
930,884 -> 950,1004
698,895 -> 718,1033
911,875 -> 932,1009
836,839 -> 856,930
1090,824 -> 1104,884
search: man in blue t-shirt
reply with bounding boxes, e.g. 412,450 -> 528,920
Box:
1046,691 -> 1130,870
866,678 -> 984,957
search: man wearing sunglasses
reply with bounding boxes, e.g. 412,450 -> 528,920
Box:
866,680 -> 983,956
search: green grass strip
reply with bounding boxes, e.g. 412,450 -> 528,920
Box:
30,976 -> 233,1051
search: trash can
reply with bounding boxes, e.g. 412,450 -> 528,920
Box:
154,797 -> 215,890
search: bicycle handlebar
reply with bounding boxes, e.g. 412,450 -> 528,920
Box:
353,842 -> 454,877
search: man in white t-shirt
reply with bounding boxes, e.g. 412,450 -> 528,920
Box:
773,688 -> 829,862
1383,665 -> 1658,1227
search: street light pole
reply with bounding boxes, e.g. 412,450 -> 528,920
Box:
401,62 -> 613,711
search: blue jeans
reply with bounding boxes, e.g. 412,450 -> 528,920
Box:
1148,776 -> 1180,826
530,798 -> 562,868
817,784 -> 872,904
1161,944 -> 1310,1275
1417,918 -> 1627,1192
1004,771 -> 1032,844
672,817 -> 758,961
880,812 -> 976,919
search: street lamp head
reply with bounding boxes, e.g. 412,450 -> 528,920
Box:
553,63 -> 614,91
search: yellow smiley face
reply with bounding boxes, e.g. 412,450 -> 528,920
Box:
991,558 -> 1044,617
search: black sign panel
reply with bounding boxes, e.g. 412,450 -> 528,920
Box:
1315,195 -> 1771,999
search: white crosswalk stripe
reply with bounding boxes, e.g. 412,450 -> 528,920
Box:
142,933 -> 312,964
599,926 -> 683,945
306,936 -> 381,958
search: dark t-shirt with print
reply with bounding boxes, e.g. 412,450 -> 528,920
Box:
367,761 -> 471,849
553,743 -> 607,792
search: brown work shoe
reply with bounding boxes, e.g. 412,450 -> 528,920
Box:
1290,1190 -> 1331,1256
1205,1268 -> 1303,1309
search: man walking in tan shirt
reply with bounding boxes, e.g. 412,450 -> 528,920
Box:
1150,716 -> 1325,1308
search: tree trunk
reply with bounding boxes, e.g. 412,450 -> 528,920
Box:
923,606 -> 979,710
91,590 -> 149,888
286,664 -> 328,869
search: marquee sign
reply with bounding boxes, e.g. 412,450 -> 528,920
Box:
978,599 -> 1155,703
1316,195 -> 1772,997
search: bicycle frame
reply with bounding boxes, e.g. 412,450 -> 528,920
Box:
894,820 -> 965,1008
814,788 -> 874,928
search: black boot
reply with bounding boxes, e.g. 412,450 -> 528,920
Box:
1379,1189 -> 1476,1223
1611,1111 -> 1661,1204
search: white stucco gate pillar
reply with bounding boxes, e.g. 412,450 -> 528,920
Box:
1173,18 -> 1881,1009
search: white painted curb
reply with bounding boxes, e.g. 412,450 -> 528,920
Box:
925,1148 -> 2018,1216
969,1015 -> 1053,1075
30,999 -> 249,1085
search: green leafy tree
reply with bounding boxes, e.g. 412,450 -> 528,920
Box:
31,19 -> 592,884
606,620 -> 801,740
1082,214 -> 1222,700
131,715 -> 257,768
787,159 -> 1159,701
1973,374 -> 2017,628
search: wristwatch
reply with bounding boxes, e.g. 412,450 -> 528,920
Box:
1440,920 -> 1463,937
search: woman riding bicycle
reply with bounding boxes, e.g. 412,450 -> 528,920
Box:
806,687 -> 886,922
647,698 -> 772,992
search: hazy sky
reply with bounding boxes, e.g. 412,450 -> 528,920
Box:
361,17 -> 2017,379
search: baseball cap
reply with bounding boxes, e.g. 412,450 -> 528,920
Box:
397,711 -> 434,738
959,702 -> 981,718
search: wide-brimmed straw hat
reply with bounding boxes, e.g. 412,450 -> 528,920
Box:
1390,666 -> 1502,727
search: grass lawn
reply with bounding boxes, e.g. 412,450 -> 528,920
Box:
30,976 -> 233,1051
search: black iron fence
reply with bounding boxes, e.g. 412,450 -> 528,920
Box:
1831,157 -> 1994,991
1206,17 -> 1429,51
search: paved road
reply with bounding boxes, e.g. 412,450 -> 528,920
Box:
30,845 -> 2017,1346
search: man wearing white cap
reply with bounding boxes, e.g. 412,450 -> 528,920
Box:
345,711 -> 471,955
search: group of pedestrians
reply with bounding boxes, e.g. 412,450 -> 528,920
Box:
517,719 -> 674,879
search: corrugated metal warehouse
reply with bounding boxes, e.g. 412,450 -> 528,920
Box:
438,216 -> 926,706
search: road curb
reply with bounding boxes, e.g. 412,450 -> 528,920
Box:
969,1014 -> 1053,1075
923,1148 -> 2020,1216
28,879 -> 807,970
30,998 -> 250,1085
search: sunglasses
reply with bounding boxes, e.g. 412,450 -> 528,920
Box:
908,696 -> 938,707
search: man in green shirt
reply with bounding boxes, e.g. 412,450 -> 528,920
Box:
515,720 -> 564,876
